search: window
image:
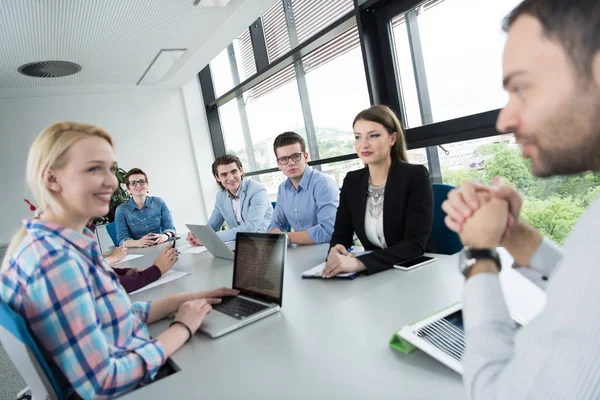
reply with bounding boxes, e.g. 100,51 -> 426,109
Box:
262,0 -> 354,63
210,29 -> 256,97
220,65 -> 306,173
303,26 -> 371,160
391,0 -> 522,128
232,29 -> 257,82
262,1 -> 291,63
209,48 -> 233,99
219,99 -> 250,168
292,0 -> 354,43
439,135 -> 600,244
254,171 -> 289,202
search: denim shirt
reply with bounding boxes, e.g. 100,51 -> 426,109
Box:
115,196 -> 176,245
267,166 -> 339,244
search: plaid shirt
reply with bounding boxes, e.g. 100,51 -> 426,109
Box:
0,219 -> 166,399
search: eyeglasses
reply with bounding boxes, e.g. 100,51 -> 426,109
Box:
128,179 -> 148,187
277,152 -> 303,165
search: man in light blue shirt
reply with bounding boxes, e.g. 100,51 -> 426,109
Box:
268,132 -> 339,244
187,154 -> 272,245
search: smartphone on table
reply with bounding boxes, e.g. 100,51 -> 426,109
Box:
393,255 -> 437,271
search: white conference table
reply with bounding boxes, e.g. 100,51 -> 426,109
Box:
120,242 -> 467,400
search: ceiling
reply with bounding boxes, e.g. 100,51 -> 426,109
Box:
0,0 -> 276,97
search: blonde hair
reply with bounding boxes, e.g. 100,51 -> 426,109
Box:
1,122 -> 113,271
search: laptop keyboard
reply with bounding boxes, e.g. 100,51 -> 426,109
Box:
213,297 -> 269,320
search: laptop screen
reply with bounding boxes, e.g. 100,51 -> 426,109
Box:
232,232 -> 286,305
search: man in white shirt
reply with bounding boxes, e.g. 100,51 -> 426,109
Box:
442,1 -> 600,399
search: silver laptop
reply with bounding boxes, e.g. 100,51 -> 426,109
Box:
199,232 -> 287,338
186,224 -> 235,260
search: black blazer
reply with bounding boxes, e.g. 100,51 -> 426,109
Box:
329,159 -> 433,275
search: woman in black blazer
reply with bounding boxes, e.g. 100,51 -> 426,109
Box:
323,105 -> 433,277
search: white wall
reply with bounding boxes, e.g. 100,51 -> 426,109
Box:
0,87 -> 214,244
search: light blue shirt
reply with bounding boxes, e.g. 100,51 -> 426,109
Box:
268,166 -> 339,244
207,178 -> 273,242
114,196 -> 175,245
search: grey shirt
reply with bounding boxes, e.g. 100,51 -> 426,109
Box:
462,196 -> 600,399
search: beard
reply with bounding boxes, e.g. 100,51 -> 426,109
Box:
526,85 -> 600,177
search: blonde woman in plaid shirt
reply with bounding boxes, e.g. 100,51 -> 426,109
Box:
0,122 -> 238,399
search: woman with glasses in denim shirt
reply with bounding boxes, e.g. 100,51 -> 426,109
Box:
115,168 -> 176,248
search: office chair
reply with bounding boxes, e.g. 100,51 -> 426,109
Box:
430,184 -> 463,255
0,302 -> 65,400
105,222 -> 118,246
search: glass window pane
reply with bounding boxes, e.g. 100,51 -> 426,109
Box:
210,48 -> 234,99
219,99 -> 250,167
253,172 -> 288,202
210,30 -> 255,98
391,0 -> 522,127
262,1 -> 291,63
232,29 -> 257,82
245,73 -> 305,171
292,0 -> 354,44
439,134 -> 600,244
304,34 -> 370,160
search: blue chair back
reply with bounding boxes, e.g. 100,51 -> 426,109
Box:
430,184 -> 463,255
0,302 -> 64,399
106,222 -> 118,246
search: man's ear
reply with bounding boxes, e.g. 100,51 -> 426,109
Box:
43,168 -> 62,193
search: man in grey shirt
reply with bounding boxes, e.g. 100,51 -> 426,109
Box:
442,1 -> 600,399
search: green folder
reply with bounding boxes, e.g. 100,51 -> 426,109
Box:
389,302 -> 459,354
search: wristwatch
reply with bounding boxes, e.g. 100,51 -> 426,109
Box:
459,246 -> 501,277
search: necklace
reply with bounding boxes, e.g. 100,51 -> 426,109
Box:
367,183 -> 385,219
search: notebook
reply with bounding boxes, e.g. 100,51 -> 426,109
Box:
301,249 -> 371,280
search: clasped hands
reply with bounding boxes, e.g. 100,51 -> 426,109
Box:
442,177 -> 522,249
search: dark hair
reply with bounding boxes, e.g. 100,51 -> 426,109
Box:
212,154 -> 243,190
503,0 -> 600,78
352,105 -> 408,162
273,132 -> 306,156
125,168 -> 148,186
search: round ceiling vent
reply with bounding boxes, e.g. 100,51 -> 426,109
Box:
18,61 -> 81,78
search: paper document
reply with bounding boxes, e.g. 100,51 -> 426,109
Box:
302,250 -> 372,279
112,254 -> 144,265
130,270 -> 190,295
302,262 -> 357,278
181,245 -> 209,254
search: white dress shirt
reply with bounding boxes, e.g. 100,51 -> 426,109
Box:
462,196 -> 600,400
229,186 -> 243,225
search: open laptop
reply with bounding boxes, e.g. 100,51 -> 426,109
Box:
199,232 -> 287,338
186,224 -> 235,260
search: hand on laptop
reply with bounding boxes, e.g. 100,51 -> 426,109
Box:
187,231 -> 203,247
174,299 -> 213,334
153,246 -> 178,275
196,287 -> 240,303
